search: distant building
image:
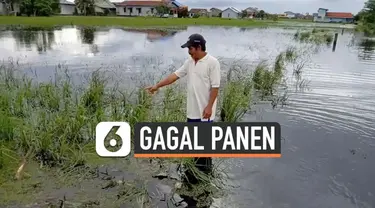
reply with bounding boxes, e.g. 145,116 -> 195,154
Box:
284,11 -> 296,18
0,1 -> 20,15
59,0 -> 75,15
189,8 -> 208,17
209,7 -> 221,17
115,0 -> 185,17
313,8 -> 354,23
243,7 -> 258,18
221,7 -> 241,19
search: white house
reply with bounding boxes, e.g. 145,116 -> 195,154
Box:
221,7 -> 241,19
59,0 -> 75,15
0,1 -> 20,15
313,8 -> 354,23
115,0 -> 185,17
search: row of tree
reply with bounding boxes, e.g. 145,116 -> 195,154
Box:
355,0 -> 375,36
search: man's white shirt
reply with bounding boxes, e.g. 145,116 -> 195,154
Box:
174,53 -> 221,121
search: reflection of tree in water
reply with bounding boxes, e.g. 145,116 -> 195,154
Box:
79,26 -> 96,44
11,28 -> 55,53
78,26 -> 99,55
357,38 -> 375,60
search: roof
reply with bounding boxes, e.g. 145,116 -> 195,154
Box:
59,0 -> 75,5
170,0 -> 184,8
210,7 -> 222,12
223,7 -> 241,14
94,0 -> 115,8
318,8 -> 328,11
326,12 -> 353,18
189,8 -> 208,13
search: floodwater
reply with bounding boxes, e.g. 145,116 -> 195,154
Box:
0,26 -> 374,208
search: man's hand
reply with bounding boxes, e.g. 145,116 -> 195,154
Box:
202,105 -> 212,119
145,85 -> 159,95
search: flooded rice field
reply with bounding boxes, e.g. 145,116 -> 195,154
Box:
0,25 -> 374,208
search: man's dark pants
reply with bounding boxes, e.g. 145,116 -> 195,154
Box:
187,118 -> 213,174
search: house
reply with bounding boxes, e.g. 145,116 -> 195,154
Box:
294,13 -> 305,19
284,11 -> 295,18
313,8 -> 354,23
188,8 -> 208,17
115,0 -> 186,17
0,1 -> 20,15
221,7 -> 241,19
94,0 -> 116,15
59,0 -> 75,15
209,7 -> 221,17
243,7 -> 258,18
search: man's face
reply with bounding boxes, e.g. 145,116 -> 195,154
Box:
188,46 -> 199,59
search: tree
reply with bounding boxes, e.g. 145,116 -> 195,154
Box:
357,0 -> 375,36
257,10 -> 265,19
241,10 -> 248,18
363,0 -> 375,23
155,4 -> 170,15
20,0 -> 59,16
74,0 -> 95,16
177,7 -> 188,18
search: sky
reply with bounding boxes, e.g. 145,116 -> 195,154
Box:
108,0 -> 367,14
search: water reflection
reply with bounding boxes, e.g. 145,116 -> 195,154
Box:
122,28 -> 180,42
11,29 -> 55,53
349,35 -> 375,61
78,26 -> 99,55
358,38 -> 375,60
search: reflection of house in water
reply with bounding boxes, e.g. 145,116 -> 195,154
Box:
123,28 -> 179,42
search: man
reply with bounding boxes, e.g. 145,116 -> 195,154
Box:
145,33 -> 221,174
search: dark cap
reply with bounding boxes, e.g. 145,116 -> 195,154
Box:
181,33 -> 206,48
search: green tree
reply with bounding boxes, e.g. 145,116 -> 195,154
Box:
256,10 -> 265,19
240,10 -> 248,18
74,0 -> 95,15
20,0 -> 59,16
155,4 -> 170,15
357,0 -> 375,36
363,0 -> 375,23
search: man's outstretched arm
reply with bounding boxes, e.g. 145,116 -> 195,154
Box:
146,60 -> 188,94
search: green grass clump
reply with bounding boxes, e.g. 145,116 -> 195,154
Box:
251,49 -> 297,100
220,65 -> 253,122
294,29 -> 335,45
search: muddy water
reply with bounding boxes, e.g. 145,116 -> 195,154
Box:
0,26 -> 374,208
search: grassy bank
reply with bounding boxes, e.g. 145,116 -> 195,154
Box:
0,16 -> 277,28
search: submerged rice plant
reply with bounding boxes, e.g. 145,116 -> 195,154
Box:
294,29 -> 335,45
